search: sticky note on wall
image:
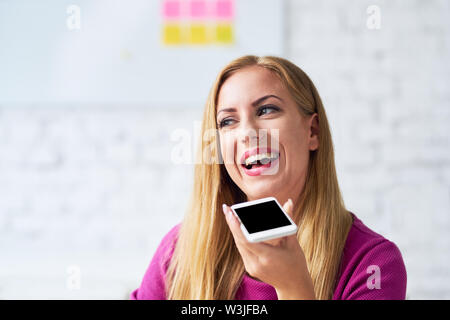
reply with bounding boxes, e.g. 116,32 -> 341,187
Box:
163,0 -> 181,18
215,23 -> 233,43
190,0 -> 207,18
163,24 -> 183,44
216,0 -> 233,19
162,0 -> 234,46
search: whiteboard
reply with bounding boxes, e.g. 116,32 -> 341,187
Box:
0,0 -> 285,107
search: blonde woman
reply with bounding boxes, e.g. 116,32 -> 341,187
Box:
130,56 -> 407,300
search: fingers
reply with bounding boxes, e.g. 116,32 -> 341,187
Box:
263,238 -> 284,246
222,204 -> 257,262
284,233 -> 300,249
283,198 -> 294,220
279,199 -> 298,248
222,204 -> 246,244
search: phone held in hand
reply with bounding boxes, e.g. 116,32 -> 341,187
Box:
230,197 -> 298,243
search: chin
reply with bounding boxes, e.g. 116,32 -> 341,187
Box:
242,184 -> 279,201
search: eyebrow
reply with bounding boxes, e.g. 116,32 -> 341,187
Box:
217,94 -> 284,116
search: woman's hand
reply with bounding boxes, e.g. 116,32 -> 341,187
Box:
222,199 -> 316,300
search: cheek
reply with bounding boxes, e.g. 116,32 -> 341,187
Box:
220,136 -> 242,183
280,126 -> 309,168
219,133 -> 237,167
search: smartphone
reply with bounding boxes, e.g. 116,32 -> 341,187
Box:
230,197 -> 297,243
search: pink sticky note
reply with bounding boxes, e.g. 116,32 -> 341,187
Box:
215,0 -> 233,19
163,0 -> 181,19
190,0 -> 207,18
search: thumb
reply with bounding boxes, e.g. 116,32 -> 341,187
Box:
283,198 -> 294,220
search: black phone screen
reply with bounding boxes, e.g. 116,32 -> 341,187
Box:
233,200 -> 292,234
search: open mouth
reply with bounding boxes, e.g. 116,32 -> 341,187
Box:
239,148 -> 280,176
241,152 -> 280,170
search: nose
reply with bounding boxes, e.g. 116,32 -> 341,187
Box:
239,121 -> 260,146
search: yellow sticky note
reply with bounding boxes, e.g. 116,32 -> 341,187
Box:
216,24 -> 233,44
189,24 -> 208,44
163,24 -> 182,45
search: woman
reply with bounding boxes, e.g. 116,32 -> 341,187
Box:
130,55 -> 407,300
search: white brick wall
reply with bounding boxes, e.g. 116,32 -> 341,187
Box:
287,0 -> 450,299
1,0 -> 449,299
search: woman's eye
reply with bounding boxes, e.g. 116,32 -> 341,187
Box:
258,105 -> 279,116
219,118 -> 234,128
218,106 -> 279,128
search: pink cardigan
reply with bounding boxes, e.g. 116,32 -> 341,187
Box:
130,213 -> 407,300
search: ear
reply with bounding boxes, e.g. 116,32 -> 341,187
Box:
308,113 -> 319,151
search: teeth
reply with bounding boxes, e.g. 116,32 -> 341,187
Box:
244,152 -> 279,166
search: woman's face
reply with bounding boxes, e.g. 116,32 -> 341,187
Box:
216,66 -> 319,206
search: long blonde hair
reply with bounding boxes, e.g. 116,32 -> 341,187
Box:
166,55 -> 352,300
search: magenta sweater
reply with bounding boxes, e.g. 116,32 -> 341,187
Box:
130,213 -> 407,300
